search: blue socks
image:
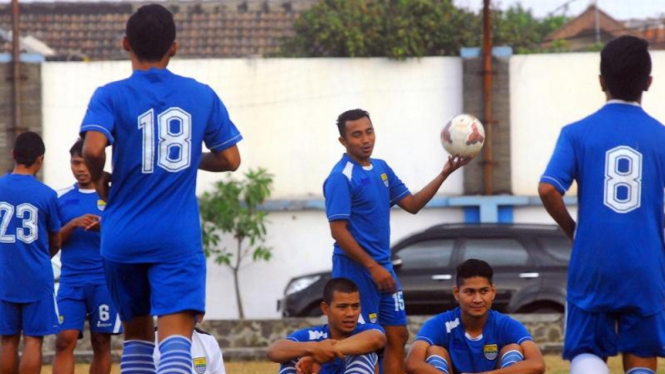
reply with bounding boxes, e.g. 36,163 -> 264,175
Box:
426,354 -> 450,373
157,335 -> 192,374
500,350 -> 524,368
344,352 -> 377,374
626,369 -> 656,374
121,340 -> 156,374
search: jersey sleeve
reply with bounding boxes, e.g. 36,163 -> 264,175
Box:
355,323 -> 386,335
384,162 -> 410,206
324,173 -> 352,222
204,88 -> 243,152
498,317 -> 533,347
80,86 -> 115,145
414,315 -> 448,347
540,127 -> 576,195
46,192 -> 62,233
286,327 -> 312,342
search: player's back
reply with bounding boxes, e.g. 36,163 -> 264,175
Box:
81,68 -> 241,263
0,174 -> 59,302
561,102 -> 665,314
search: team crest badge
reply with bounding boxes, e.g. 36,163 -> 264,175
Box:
193,357 -> 207,374
59,315 -> 64,324
380,173 -> 389,188
97,199 -> 106,212
369,313 -> 378,323
483,344 -> 498,361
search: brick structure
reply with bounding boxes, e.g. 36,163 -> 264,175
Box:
462,56 -> 511,195
0,0 -> 317,61
0,62 -> 41,175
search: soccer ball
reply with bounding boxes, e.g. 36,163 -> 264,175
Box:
440,114 -> 485,158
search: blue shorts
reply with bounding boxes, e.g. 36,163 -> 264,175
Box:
332,254 -> 407,326
0,295 -> 60,336
104,252 -> 206,322
563,302 -> 665,360
57,284 -> 122,336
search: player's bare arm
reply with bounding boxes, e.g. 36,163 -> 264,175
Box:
199,145 -> 241,172
538,182 -> 576,241
59,214 -> 101,244
473,341 -> 545,374
82,131 -> 110,201
329,220 -> 396,292
399,155 -> 473,214
405,341 -> 444,374
48,230 -> 61,258
267,338 -> 342,364
331,329 -> 386,356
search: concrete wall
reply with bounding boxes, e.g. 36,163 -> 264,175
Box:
41,58 -> 467,319
510,51 -> 665,196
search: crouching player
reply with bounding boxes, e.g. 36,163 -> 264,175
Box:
405,259 -> 545,374
267,278 -> 386,374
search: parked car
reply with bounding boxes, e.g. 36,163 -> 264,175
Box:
278,223 -> 571,317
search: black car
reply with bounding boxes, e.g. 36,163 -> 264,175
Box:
278,223 -> 571,317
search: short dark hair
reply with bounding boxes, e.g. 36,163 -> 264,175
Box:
13,131 -> 45,167
69,138 -> 84,157
126,4 -> 176,62
456,259 -> 493,286
336,109 -> 371,138
600,35 -> 651,102
323,277 -> 359,304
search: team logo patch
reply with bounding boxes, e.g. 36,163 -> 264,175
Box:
97,199 -> 106,212
483,344 -> 498,361
193,357 -> 207,374
58,315 -> 64,324
380,173 -> 389,187
369,313 -> 378,323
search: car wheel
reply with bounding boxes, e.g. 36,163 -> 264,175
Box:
518,302 -> 564,314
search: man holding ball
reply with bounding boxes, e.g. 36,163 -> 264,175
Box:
323,108 -> 473,374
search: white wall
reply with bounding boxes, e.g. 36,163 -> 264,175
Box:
510,51 -> 665,196
41,57 -> 466,318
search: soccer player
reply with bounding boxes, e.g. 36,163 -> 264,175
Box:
267,278 -> 386,374
323,108 -> 471,374
0,131 -> 62,374
53,138 -> 121,374
154,318 -> 226,374
539,35 -> 665,374
80,4 -> 242,374
405,259 -> 545,374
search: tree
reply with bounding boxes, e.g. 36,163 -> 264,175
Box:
199,168 -> 273,318
278,0 -> 571,58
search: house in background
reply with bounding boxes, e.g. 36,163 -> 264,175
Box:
544,4 -> 665,51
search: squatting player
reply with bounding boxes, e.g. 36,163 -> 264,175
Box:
0,132 -> 62,374
405,259 -> 545,374
540,35 -> 665,374
81,4 -> 242,374
53,138 -> 121,374
267,278 -> 386,374
324,109 -> 471,374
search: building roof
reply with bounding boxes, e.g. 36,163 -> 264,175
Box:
0,0 -> 316,60
545,5 -> 625,44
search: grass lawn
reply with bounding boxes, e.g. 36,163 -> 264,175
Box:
41,356 -> 665,373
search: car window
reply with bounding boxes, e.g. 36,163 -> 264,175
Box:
397,239 -> 454,270
462,238 -> 529,266
537,236 -> 572,263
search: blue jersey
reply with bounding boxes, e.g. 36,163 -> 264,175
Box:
324,154 -> 410,265
415,308 -> 532,373
57,185 -> 106,286
80,68 -> 242,263
0,174 -> 61,302
541,102 -> 665,316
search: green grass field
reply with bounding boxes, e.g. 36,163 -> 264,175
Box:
40,356 -> 665,374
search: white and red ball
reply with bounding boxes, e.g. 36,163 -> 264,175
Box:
440,114 -> 485,157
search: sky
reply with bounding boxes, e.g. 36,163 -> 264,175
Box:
453,0 -> 665,20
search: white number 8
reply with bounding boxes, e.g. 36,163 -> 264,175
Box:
604,146 -> 642,214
